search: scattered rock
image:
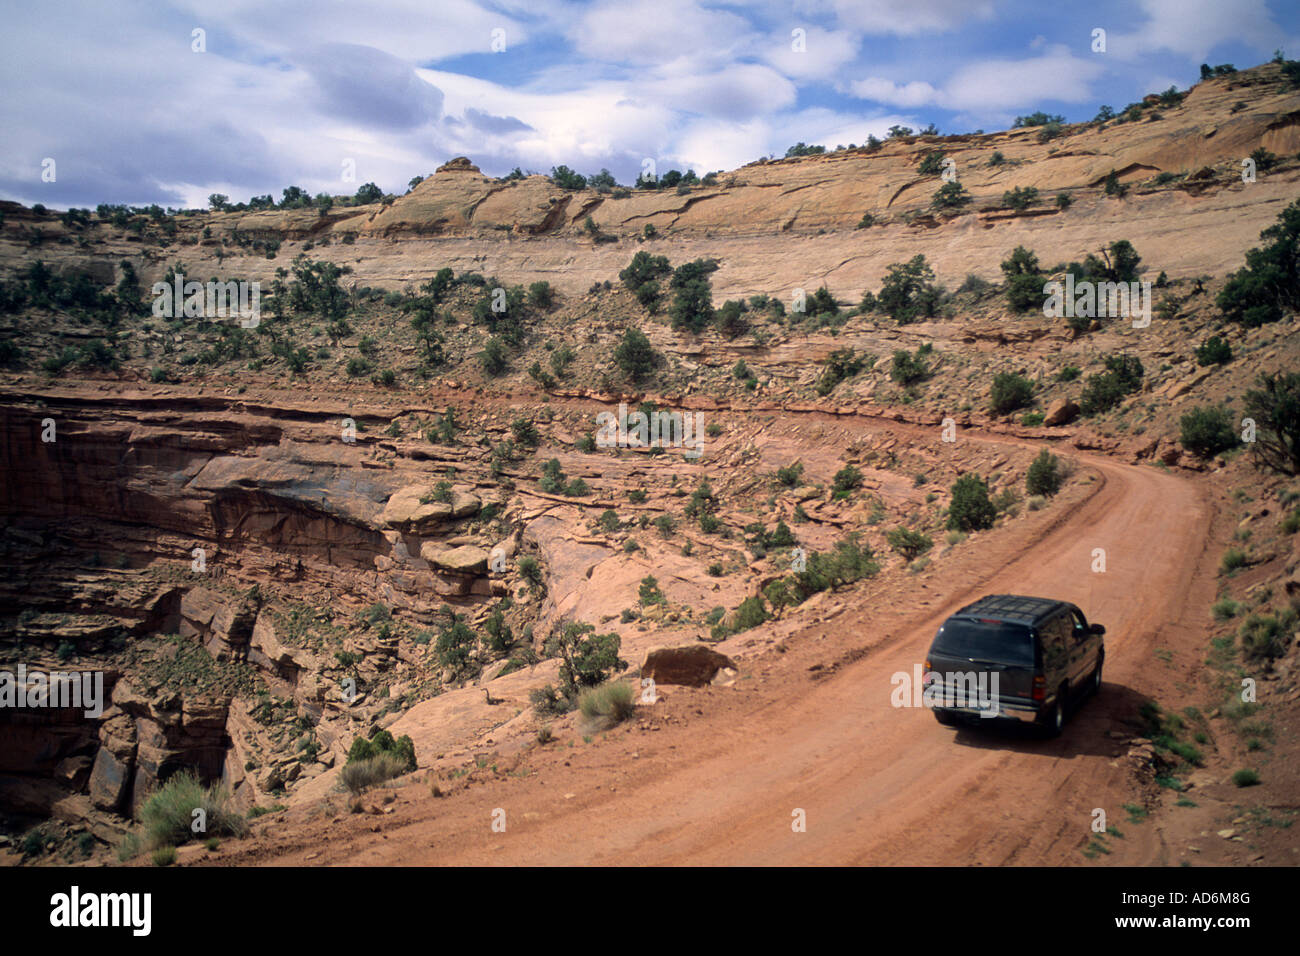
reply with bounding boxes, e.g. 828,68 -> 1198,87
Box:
641,645 -> 738,687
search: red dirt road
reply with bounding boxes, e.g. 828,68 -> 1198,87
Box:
211,440 -> 1216,867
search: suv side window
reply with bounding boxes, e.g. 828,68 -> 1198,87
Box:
1070,608 -> 1088,639
1041,613 -> 1070,671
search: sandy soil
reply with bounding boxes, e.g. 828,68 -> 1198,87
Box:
195,416 -> 1221,867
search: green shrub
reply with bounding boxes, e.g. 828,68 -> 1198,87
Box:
1242,372 -> 1300,475
340,753 -> 410,794
527,281 -> 555,309
1212,596 -> 1240,620
775,461 -> 804,487
538,457 -> 565,493
1221,547 -> 1247,572
730,595 -> 770,632
530,684 -> 574,716
612,327 -> 658,381
1179,406 -> 1239,458
1216,199 -> 1300,327
890,349 -> 929,385
484,608 -> 514,653
763,579 -> 793,611
1079,357 -> 1143,416
1195,336 -> 1232,366
815,348 -> 865,395
877,255 -> 941,324
550,165 -> 586,190
1000,245 -> 1042,312
151,845 -> 177,867
918,151 -> 946,176
931,181 -> 971,210
1002,186 -> 1039,210
619,251 -> 671,295
833,464 -> 863,495
947,474 -> 996,531
140,771 -> 247,850
1239,611 -> 1296,663
544,621 -> 626,696
886,527 -> 933,560
668,259 -> 718,333
1232,769 -> 1260,787
1013,111 -> 1064,128
786,535 -> 878,600
990,372 -> 1034,414
1079,373 -> 1124,415
957,274 -> 995,297
638,575 -> 664,605
577,681 -> 636,728
480,336 -> 509,376
1025,449 -> 1063,496
346,727 -> 416,772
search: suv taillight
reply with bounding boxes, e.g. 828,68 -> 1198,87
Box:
1032,675 -> 1045,702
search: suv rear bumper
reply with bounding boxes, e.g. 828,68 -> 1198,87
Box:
934,699 -> 1043,724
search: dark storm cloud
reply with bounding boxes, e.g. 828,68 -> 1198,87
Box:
460,108 -> 533,134
3,122 -> 280,209
292,43 -> 445,130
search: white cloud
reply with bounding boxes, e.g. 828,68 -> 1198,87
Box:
765,26 -> 860,80
570,0 -> 753,67
419,68 -> 677,174
847,45 -> 1105,119
1106,0 -> 1285,61
943,48 -> 1105,111
808,0 -> 996,37
848,77 -> 941,107
171,0 -> 525,62
650,63 -> 797,119
674,118 -> 774,172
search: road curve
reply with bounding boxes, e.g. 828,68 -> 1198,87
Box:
214,439 -> 1215,867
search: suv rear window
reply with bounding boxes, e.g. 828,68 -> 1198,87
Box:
932,618 -> 1036,667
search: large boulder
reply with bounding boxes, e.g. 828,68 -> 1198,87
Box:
420,543 -> 490,574
1043,399 -> 1079,427
379,485 -> 453,530
379,485 -> 481,532
641,645 -> 738,688
87,747 -> 132,812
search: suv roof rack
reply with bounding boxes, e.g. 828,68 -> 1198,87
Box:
952,594 -> 1067,626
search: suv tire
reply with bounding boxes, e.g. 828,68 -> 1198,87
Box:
1040,690 -> 1066,737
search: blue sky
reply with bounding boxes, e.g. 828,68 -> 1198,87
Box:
2,0 -> 1296,209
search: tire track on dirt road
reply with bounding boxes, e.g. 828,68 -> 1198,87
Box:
210,433 -> 1214,867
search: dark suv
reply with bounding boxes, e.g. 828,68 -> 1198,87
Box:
924,594 -> 1105,735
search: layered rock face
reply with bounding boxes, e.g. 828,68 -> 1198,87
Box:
4,65 -> 1294,308
1,62 -> 1298,847
0,389 -> 511,828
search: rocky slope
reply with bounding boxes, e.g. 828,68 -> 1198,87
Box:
0,61 -> 1298,864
